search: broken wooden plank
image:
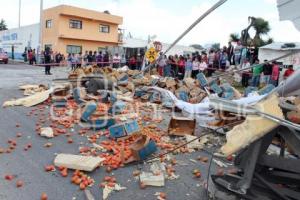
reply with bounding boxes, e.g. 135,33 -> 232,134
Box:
54,154 -> 105,172
3,89 -> 51,107
221,94 -> 284,156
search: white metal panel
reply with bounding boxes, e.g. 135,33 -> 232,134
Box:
277,0 -> 300,31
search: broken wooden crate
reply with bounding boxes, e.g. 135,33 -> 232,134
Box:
168,117 -> 196,136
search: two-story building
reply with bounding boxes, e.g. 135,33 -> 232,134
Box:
42,5 -> 123,55
0,5 -> 123,59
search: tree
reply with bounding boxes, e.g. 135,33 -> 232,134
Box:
0,19 -> 8,31
252,17 -> 271,47
229,33 -> 240,42
190,44 -> 204,50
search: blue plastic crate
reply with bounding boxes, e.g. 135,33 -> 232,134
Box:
91,118 -> 116,131
178,91 -> 189,102
210,83 -> 223,95
109,124 -> 126,138
138,140 -> 157,160
110,92 -> 118,104
124,120 -> 140,135
108,101 -> 126,115
197,73 -> 208,87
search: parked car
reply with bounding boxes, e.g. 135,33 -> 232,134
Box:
0,48 -> 8,64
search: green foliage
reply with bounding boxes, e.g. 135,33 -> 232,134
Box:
229,33 -> 240,42
0,19 -> 8,31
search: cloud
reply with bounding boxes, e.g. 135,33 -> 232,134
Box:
264,0 -> 277,4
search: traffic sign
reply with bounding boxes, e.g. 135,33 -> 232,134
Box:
145,47 -> 158,63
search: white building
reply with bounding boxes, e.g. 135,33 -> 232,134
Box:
0,24 -> 40,60
258,42 -> 300,70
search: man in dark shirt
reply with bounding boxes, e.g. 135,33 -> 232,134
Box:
87,51 -> 93,65
263,60 -> 273,84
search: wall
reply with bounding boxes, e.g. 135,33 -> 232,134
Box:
56,38 -> 116,56
42,5 -> 123,53
58,15 -> 119,43
258,48 -> 300,69
0,24 -> 40,60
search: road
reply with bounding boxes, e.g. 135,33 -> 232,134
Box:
0,63 -> 220,200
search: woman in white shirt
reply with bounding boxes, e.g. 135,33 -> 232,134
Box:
199,60 -> 208,73
192,57 -> 200,78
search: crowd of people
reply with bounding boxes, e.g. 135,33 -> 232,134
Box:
155,41 -> 295,88
22,42 -> 295,86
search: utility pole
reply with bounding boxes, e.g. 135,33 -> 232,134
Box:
18,0 -> 21,28
38,0 -> 44,62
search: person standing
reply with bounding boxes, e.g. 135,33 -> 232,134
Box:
199,59 -> 208,74
113,53 -> 121,68
121,54 -> 126,67
227,42 -> 234,65
270,61 -> 280,86
32,49 -> 37,64
262,60 -> 273,84
164,56 -> 172,77
177,55 -> 185,79
71,53 -> 76,70
283,65 -> 294,79
219,50 -> 228,71
207,50 -> 215,77
77,52 -> 83,68
184,56 -> 193,79
92,51 -> 97,64
83,51 -> 88,66
103,51 -> 109,67
28,50 -> 33,65
96,51 -> 103,67
234,41 -> 242,67
251,59 -> 263,87
44,47 -> 52,75
241,58 -> 251,87
192,57 -> 200,79
129,55 -> 137,70
67,53 -> 72,70
157,53 -> 166,75
39,50 -> 45,64
87,51 -> 93,65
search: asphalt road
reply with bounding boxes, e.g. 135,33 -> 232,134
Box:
0,63 -> 221,200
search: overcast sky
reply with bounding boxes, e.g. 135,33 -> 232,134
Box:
1,0 -> 300,46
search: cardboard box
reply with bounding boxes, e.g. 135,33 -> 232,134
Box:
168,117 -> 196,136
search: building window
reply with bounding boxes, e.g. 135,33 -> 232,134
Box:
66,45 -> 82,54
44,44 -> 52,50
46,20 -> 52,28
69,20 -> 82,29
100,25 -> 110,33
98,47 -> 106,52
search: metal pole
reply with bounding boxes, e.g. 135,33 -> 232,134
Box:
38,0 -> 43,63
18,0 -> 21,28
39,0 -> 43,48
